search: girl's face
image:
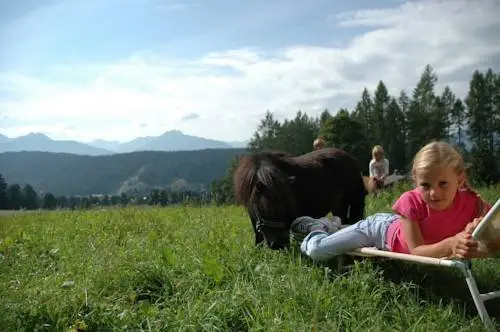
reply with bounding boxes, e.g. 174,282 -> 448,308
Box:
414,166 -> 465,210
373,152 -> 382,161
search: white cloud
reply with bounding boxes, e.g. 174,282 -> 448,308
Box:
1,0 -> 499,143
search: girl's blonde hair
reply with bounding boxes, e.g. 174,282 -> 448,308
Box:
412,140 -> 476,193
372,145 -> 384,158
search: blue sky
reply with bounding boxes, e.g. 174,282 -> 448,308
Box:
1,0 -> 499,143
1,0 -> 375,72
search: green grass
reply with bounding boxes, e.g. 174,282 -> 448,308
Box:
1,184 -> 499,331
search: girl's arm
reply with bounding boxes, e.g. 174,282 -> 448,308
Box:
384,158 -> 390,177
400,217 -> 476,258
369,160 -> 375,178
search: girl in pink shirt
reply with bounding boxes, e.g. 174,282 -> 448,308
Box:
292,141 -> 498,261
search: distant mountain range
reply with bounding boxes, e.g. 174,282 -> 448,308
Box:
0,131 -> 249,156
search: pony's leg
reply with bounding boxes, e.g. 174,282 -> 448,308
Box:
346,176 -> 367,224
338,194 -> 351,225
330,194 -> 349,225
255,230 -> 264,246
347,190 -> 366,224
250,213 -> 264,245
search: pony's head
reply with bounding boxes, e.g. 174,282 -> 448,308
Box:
234,152 -> 298,249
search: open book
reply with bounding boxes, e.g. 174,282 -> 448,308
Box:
383,174 -> 407,186
472,198 -> 500,244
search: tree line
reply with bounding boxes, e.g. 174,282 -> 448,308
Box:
0,172 -> 221,210
211,65 -> 500,204
0,174 -> 58,210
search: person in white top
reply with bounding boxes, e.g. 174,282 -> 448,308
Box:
369,145 -> 390,190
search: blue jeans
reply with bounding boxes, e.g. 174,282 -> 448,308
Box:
300,213 -> 398,262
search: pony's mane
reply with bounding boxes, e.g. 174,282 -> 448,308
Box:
233,150 -> 294,207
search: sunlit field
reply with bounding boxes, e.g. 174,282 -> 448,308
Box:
1,184 -> 499,331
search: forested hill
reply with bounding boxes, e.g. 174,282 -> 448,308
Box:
0,148 -> 245,196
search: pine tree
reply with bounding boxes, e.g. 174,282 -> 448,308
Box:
0,174 -> 8,210
373,80 -> 391,149
494,71 -> 500,167
451,99 -> 466,148
465,69 -> 499,184
43,193 -> 57,210
352,87 -> 374,143
319,109 -> 332,129
22,184 -> 38,210
248,111 -> 281,152
384,98 -> 408,173
279,110 -> 320,155
406,64 -> 439,159
432,85 -> 454,141
320,109 -> 370,172
397,89 -> 411,150
7,184 -> 23,210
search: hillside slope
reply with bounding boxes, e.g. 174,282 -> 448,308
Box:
0,148 -> 246,196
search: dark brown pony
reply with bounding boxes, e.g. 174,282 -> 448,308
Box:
233,147 -> 368,250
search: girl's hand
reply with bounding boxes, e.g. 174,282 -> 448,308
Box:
464,218 -> 482,234
451,231 -> 478,259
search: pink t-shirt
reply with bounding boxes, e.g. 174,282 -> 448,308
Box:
385,188 -> 490,254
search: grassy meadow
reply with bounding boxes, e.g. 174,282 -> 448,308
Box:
1,184 -> 500,331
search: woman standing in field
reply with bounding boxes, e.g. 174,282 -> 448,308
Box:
292,141 -> 500,261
